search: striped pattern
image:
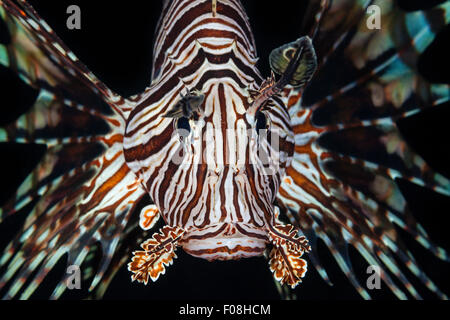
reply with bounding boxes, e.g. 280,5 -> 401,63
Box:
276,0 -> 450,299
124,0 -> 295,260
0,0 -> 146,299
0,0 -> 448,299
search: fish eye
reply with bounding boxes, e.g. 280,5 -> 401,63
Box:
175,116 -> 191,141
255,110 -> 269,134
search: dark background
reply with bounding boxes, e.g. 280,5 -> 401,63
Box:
0,0 -> 449,300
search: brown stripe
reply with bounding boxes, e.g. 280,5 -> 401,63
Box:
182,223 -> 228,241
184,245 -> 265,257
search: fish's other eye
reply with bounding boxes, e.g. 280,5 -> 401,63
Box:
255,110 -> 269,134
176,116 -> 191,141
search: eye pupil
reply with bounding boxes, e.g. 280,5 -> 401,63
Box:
177,117 -> 190,131
255,111 -> 267,133
176,117 -> 191,140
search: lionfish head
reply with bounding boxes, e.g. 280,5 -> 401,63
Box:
124,21 -> 316,285
164,79 -> 297,260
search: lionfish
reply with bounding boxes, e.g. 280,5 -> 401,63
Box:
0,0 -> 448,300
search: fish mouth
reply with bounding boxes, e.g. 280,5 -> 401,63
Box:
180,222 -> 269,261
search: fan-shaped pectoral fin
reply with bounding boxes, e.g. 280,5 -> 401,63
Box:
128,226 -> 185,284
267,224 -> 311,288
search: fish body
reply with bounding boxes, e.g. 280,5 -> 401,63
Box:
124,0 -> 296,262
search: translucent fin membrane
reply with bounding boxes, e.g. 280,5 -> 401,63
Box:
0,0 -> 147,299
277,0 -> 449,299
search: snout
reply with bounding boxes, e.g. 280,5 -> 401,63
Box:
180,222 -> 268,261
